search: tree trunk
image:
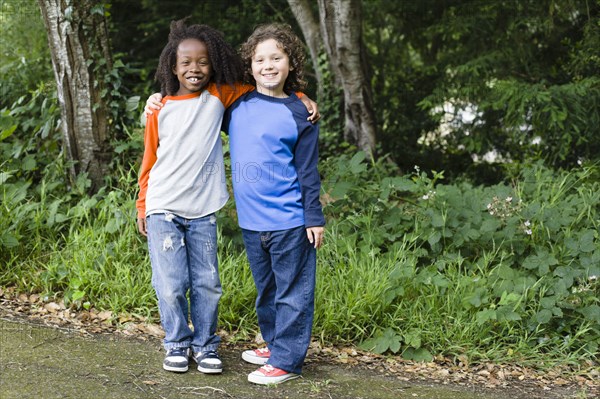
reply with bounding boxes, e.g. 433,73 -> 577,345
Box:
287,0 -> 324,98
317,0 -> 377,157
37,0 -> 112,191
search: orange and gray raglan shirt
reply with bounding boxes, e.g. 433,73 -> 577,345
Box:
136,83 -> 254,220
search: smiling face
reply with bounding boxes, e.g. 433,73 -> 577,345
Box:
251,38 -> 291,98
172,38 -> 212,96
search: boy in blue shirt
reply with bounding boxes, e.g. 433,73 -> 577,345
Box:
222,23 -> 325,385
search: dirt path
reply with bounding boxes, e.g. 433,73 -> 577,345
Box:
0,314 -> 593,399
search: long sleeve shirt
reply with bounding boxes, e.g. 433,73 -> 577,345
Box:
136,83 -> 253,219
222,90 -> 325,231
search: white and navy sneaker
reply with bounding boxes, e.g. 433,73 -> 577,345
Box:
163,347 -> 190,372
193,350 -> 223,374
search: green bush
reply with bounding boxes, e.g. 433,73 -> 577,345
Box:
321,153 -> 599,364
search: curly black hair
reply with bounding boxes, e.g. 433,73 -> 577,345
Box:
240,23 -> 307,93
155,18 -> 243,96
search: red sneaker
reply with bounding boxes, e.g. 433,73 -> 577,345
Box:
241,347 -> 271,365
248,364 -> 299,385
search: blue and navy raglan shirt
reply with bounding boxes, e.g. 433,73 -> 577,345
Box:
222,90 -> 325,231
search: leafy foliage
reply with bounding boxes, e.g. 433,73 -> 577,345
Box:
0,0 -> 53,109
321,153 -> 599,362
415,0 -> 600,169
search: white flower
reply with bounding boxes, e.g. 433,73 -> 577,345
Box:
590,275 -> 598,281
422,194 -> 429,200
524,220 -> 531,227
525,229 -> 532,235
506,197 -> 513,202
487,203 -> 492,209
489,211 -> 495,216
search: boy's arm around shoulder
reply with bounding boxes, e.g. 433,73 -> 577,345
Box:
297,93 -> 320,123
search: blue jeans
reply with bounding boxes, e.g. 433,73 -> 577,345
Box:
147,213 -> 222,353
242,225 -> 316,374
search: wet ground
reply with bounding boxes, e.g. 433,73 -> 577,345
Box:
0,317 -> 589,399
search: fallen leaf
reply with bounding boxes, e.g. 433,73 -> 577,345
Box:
253,332 -> 265,344
44,302 -> 61,313
141,323 -> 164,337
435,369 -> 450,378
98,310 -> 112,321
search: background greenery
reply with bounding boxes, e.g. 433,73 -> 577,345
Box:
1,0 -> 598,370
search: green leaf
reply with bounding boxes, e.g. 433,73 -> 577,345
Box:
22,156 -> 37,171
428,231 -> 442,245
90,4 -> 105,15
432,274 -> 449,288
497,306 -> 521,322
465,288 -> 487,308
476,309 -> 497,325
71,290 -> 86,302
522,251 -> 558,275
330,182 -> 352,199
540,296 -> 557,309
430,214 -> 444,228
0,232 -> 19,248
384,287 -> 404,304
403,329 -> 421,349
126,96 -> 140,113
578,305 -> 600,324
579,230 -> 596,253
498,291 -> 520,306
0,171 -> 13,184
497,265 -> 516,280
534,309 -> 552,324
0,124 -> 17,140
481,219 -> 501,233
359,328 -> 402,354
402,347 -> 433,362
392,176 -> 417,192
553,266 -> 576,288
349,151 -> 367,174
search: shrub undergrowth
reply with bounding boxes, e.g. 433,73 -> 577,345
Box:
1,147 -> 598,369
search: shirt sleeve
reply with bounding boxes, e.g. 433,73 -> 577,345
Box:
294,118 -> 325,228
136,107 -> 160,219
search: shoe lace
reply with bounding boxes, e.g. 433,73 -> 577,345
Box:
257,347 -> 270,354
262,364 -> 275,372
169,348 -> 187,356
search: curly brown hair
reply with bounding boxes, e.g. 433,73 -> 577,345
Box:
155,18 -> 243,96
240,23 -> 307,93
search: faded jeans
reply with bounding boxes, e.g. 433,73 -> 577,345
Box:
242,225 -> 316,374
146,213 -> 222,353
